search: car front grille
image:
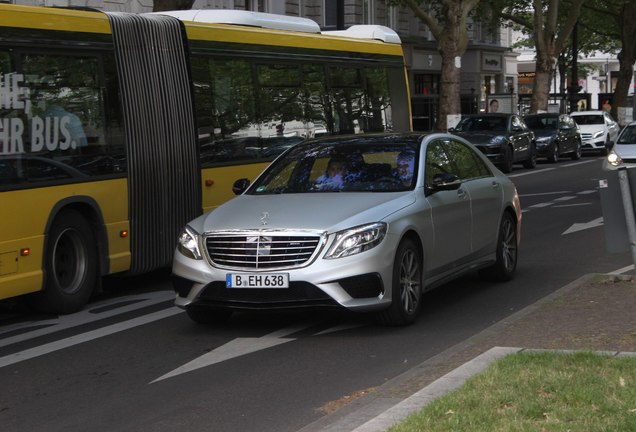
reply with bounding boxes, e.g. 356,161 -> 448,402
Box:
580,133 -> 594,142
205,233 -> 323,270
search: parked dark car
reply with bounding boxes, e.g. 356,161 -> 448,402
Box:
523,113 -> 582,162
449,113 -> 536,173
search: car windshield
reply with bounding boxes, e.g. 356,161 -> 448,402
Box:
455,116 -> 507,132
524,116 -> 557,130
572,114 -> 603,125
248,136 -> 420,194
617,125 -> 636,145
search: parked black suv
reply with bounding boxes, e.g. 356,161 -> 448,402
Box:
524,113 -> 582,162
449,113 -> 536,173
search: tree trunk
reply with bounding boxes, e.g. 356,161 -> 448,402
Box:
438,52 -> 461,131
435,1 -> 466,131
531,50 -> 554,113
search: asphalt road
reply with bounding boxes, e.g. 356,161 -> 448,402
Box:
0,155 -> 633,432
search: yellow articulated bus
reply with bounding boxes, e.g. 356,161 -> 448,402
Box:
0,4 -> 411,313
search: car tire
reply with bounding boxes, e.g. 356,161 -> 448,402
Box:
571,140 -> 582,160
187,307 -> 233,324
30,209 -> 97,314
479,211 -> 518,282
499,145 -> 513,173
376,238 -> 422,326
547,143 -> 559,163
522,143 -> 537,169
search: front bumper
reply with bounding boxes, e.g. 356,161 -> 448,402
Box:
171,235 -> 399,313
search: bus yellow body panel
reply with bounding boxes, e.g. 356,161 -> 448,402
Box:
0,179 -> 130,299
185,23 -> 404,57
0,4 -> 111,33
201,163 -> 270,213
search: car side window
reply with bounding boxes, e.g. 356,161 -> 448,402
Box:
424,140 -> 455,190
445,140 -> 492,180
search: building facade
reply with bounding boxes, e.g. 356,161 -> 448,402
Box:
6,0 -> 518,129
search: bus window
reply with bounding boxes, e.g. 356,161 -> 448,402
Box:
0,53 -> 123,185
301,64 -> 329,138
192,56 -> 257,166
363,67 -> 392,132
329,66 -> 365,134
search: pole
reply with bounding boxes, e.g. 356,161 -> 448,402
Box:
617,167 -> 636,273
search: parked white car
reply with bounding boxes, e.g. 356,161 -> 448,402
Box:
570,110 -> 620,155
605,120 -> 636,169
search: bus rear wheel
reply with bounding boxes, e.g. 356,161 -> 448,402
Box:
32,209 -> 98,314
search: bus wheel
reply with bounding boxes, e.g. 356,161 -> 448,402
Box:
32,210 -> 98,314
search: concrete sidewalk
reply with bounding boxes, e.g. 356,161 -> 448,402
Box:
299,273 -> 636,432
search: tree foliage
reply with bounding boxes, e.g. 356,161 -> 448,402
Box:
388,0 -> 480,130
579,0 -> 636,120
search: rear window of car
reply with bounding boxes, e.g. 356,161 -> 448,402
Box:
571,114 -> 603,125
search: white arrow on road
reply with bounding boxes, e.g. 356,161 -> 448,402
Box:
150,324 -> 311,383
562,217 -> 604,235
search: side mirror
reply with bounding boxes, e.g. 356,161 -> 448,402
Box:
232,178 -> 251,195
448,127 -> 456,133
430,172 -> 461,192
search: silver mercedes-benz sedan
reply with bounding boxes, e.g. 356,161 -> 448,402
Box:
172,133 -> 522,326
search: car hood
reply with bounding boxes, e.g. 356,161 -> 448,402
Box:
191,192 -> 416,234
452,131 -> 503,144
614,143 -> 636,159
575,124 -> 605,133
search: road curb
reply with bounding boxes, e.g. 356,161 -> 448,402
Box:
296,273 -> 611,432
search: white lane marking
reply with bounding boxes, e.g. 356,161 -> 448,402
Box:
508,168 -> 555,178
562,217 -> 604,235
0,291 -> 175,348
553,203 -> 593,208
151,324 -> 311,383
0,307 -> 182,369
519,191 -> 572,197
553,196 -> 577,202
314,323 -> 365,336
561,159 -> 601,167
528,202 -> 553,208
609,265 -> 635,275
577,190 -> 598,195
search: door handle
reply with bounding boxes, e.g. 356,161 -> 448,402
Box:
457,189 -> 467,199
491,181 -> 500,189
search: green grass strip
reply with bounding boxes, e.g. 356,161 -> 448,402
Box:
390,351 -> 636,432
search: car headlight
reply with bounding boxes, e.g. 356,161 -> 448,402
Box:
489,135 -> 507,145
324,222 -> 387,259
593,130 -> 604,139
177,226 -> 202,260
607,151 -> 623,167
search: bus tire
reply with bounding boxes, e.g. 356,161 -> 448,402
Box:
32,209 -> 98,314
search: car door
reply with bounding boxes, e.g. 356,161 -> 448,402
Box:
510,115 -> 531,161
557,115 -> 573,153
445,139 -> 503,258
423,139 -> 472,274
604,112 -> 620,144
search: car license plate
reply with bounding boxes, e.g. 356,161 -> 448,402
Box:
226,273 -> 289,289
